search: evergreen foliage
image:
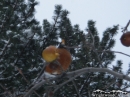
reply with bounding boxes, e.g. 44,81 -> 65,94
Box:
0,0 -> 43,96
0,1 -> 128,97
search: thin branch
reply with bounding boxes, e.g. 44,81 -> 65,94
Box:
34,62 -> 48,82
34,60 -> 64,84
41,12 -> 60,51
102,77 -> 116,89
0,39 -> 11,59
72,80 -> 82,97
0,84 -> 12,96
24,77 -> 56,97
12,65 -> 41,97
50,14 -> 60,34
13,32 -> 36,66
67,45 -> 130,57
33,91 -> 41,97
121,84 -> 130,90
67,68 -> 130,81
24,67 -> 130,97
79,73 -> 91,94
86,29 -> 95,46
87,29 -> 104,67
101,50 -> 130,57
122,20 -> 130,33
120,81 -> 130,91
15,66 -> 29,83
53,75 -> 80,93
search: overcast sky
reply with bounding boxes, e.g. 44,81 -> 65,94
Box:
35,0 -> 130,73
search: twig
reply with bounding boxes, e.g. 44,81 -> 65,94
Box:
101,50 -> 130,57
52,60 -> 64,74
66,45 -> 130,58
87,29 -> 104,67
86,29 -> 95,46
50,14 -> 60,34
34,62 -> 48,82
72,80 -> 82,97
24,77 -> 56,97
67,68 -> 130,81
78,73 -> 91,94
11,65 -> 41,97
41,11 -> 60,51
122,20 -> 130,33
33,91 -> 41,97
0,84 -> 12,96
121,84 -> 130,90
102,77 -> 116,89
53,75 -> 80,93
15,66 -> 29,83
35,60 -> 64,83
13,32 -> 36,66
0,39 -> 11,59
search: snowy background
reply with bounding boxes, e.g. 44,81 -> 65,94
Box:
35,0 -> 130,73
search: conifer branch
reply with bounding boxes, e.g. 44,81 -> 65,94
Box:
10,32 -> 40,96
0,0 -> 18,33
51,14 -> 60,33
13,32 -> 36,66
11,65 -> 41,97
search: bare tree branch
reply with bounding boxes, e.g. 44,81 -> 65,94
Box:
102,77 -> 116,89
24,67 -> 130,97
78,73 -> 92,95
86,29 -> 95,46
72,80 -> 82,97
66,44 -> 130,58
0,39 -> 11,59
69,45 -> 130,57
0,84 -> 12,96
67,68 -> 130,81
86,29 -> 104,67
24,78 -> 56,97
122,20 -> 130,33
103,50 -> 130,57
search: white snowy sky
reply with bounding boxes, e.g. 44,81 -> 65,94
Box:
35,0 -> 130,73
